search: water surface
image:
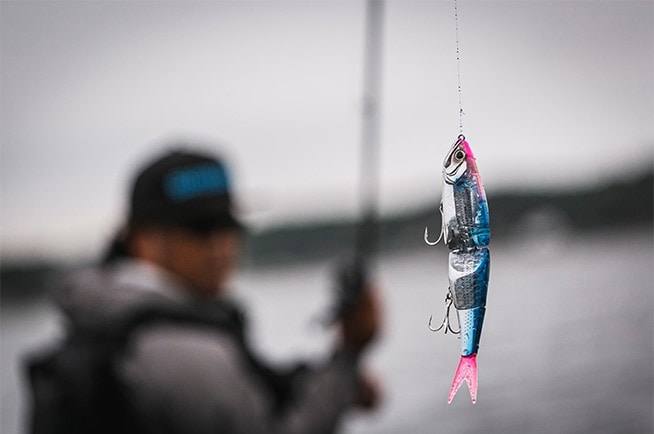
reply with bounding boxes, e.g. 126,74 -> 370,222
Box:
2,229 -> 652,433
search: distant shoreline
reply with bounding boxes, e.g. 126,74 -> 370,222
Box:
2,170 -> 652,299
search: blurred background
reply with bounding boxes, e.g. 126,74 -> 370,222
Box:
1,1 -> 652,433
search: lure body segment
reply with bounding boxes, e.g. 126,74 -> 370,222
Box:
449,247 -> 489,357
441,137 -> 490,251
429,135 -> 490,404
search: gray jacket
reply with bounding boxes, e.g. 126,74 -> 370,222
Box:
56,260 -> 361,434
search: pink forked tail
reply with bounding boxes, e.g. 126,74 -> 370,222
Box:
447,354 -> 478,404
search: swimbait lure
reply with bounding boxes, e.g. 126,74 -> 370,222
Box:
425,135 -> 490,404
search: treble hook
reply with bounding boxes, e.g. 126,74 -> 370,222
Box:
424,202 -> 446,246
428,292 -> 460,334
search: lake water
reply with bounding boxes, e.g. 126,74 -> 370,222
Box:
2,228 -> 652,433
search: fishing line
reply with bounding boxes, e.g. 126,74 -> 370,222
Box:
454,0 -> 465,134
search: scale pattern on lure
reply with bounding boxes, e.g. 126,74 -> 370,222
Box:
425,135 -> 490,404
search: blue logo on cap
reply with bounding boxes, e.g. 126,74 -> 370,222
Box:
164,165 -> 229,201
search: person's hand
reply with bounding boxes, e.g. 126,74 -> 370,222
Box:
331,257 -> 382,351
339,285 -> 382,351
353,370 -> 383,411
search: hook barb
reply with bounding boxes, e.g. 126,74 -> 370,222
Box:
424,226 -> 442,246
428,313 -> 446,332
427,292 -> 460,335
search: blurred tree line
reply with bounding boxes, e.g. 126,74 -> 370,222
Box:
2,169 -> 652,298
246,169 -> 653,266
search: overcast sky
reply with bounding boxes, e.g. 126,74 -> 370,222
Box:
1,0 -> 652,261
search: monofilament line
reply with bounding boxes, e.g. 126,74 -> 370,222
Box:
454,0 -> 464,134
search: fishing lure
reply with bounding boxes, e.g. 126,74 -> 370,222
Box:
425,134 -> 490,404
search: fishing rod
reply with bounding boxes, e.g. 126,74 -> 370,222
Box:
356,0 -> 384,264
329,0 -> 385,322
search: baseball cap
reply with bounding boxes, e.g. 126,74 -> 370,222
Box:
128,149 -> 243,233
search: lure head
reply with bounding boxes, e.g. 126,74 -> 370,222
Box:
443,135 -> 475,185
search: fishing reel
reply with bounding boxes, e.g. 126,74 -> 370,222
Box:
325,255 -> 369,325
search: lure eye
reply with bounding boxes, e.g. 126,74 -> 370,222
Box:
454,150 -> 465,161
